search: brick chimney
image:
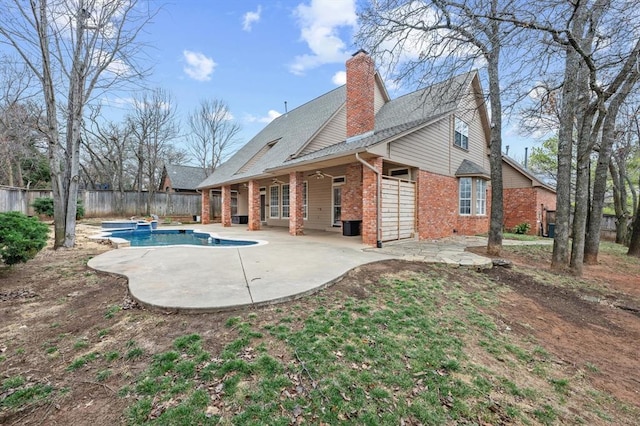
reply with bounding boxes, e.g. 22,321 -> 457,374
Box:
346,49 -> 375,139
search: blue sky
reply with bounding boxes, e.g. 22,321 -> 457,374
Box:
101,0 -> 532,163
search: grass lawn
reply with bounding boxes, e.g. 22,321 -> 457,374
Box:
1,225 -> 639,425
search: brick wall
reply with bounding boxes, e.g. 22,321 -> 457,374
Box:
247,180 -> 261,230
201,189 -> 210,224
289,172 -> 304,236
221,185 -> 231,227
537,188 -> 556,236
417,170 -> 490,239
346,51 -> 375,138
416,170 -> 458,239
504,187 -> 537,234
161,175 -> 172,192
342,163 -> 363,221
362,157 -> 382,245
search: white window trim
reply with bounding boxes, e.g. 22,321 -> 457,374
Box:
454,117 -> 469,150
332,176 -> 345,185
281,183 -> 290,219
303,181 -> 308,220
475,178 -> 487,216
269,185 -> 280,219
388,167 -> 410,179
459,177 -> 472,216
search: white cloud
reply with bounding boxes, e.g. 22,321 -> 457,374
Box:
331,70 -> 346,85
242,6 -> 262,31
246,110 -> 282,124
182,50 -> 216,81
289,0 -> 357,75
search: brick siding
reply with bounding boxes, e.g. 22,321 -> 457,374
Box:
416,170 -> 490,239
346,51 -> 375,138
362,157 -> 382,245
342,163 -> 363,220
221,185 -> 231,227
247,180 -> 261,230
289,172 -> 304,236
201,189 -> 210,224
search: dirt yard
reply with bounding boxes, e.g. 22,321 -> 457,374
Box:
1,224 -> 639,425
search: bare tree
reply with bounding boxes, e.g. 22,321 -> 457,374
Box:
358,0 -> 536,255
0,0 -> 154,248
488,0 -> 640,274
127,88 -> 180,215
81,106 -> 138,213
187,99 -> 241,175
0,56 -> 45,188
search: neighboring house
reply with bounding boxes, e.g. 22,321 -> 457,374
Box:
198,50 -> 492,246
502,155 -> 556,236
160,164 -> 208,193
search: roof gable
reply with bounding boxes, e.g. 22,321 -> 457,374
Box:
163,164 -> 208,190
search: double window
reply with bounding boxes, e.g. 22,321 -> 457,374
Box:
269,182 -> 308,219
454,117 -> 469,150
459,177 -> 487,216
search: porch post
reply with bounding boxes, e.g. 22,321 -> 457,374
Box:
247,180 -> 261,230
289,171 -> 304,236
221,185 -> 231,227
201,189 -> 210,224
362,157 -> 382,246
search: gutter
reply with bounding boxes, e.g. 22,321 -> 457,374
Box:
356,152 -> 382,248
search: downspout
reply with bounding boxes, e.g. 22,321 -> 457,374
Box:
356,152 -> 382,248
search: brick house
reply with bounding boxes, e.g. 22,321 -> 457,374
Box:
502,155 -> 556,236
197,50 -> 493,246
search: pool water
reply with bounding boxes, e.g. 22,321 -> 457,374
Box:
108,229 -> 258,247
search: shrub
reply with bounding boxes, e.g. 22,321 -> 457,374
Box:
513,222 -> 531,235
31,197 -> 84,219
0,212 -> 49,266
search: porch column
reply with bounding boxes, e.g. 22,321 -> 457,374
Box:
201,189 -> 210,224
342,163 -> 363,220
221,185 -> 231,227
289,171 -> 304,236
362,157 -> 382,246
247,180 -> 261,230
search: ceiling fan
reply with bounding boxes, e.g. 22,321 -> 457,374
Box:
308,170 -> 333,179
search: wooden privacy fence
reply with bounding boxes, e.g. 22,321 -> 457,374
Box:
0,187 -> 202,218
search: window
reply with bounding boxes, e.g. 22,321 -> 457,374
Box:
459,177 -> 472,215
476,179 -> 487,215
303,181 -> 308,220
269,185 -> 279,218
454,117 -> 469,150
231,194 -> 238,216
281,184 -> 290,218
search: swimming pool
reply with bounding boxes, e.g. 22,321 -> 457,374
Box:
107,229 -> 260,247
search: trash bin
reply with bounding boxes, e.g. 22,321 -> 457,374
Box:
547,223 -> 555,238
342,220 -> 362,236
232,215 -> 248,224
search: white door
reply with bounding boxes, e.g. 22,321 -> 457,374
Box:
381,176 -> 416,241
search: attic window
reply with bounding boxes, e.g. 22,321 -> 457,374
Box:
237,138 -> 280,174
454,117 -> 469,150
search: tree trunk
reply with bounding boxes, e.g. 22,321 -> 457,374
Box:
552,45 -> 581,270
629,178 -> 640,256
486,24 -> 503,256
609,160 -> 628,244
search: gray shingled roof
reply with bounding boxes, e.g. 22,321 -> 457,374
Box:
455,159 -> 490,178
198,71 -> 476,188
198,86 -> 346,188
164,164 -> 208,190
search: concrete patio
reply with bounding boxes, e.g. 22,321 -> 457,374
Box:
88,224 -> 543,312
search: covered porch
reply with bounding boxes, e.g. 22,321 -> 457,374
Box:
200,154 -> 419,246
